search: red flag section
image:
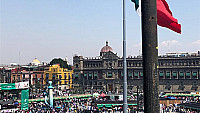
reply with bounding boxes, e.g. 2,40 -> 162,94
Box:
157,0 -> 181,34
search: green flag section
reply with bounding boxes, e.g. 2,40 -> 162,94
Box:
131,0 -> 139,11
21,89 -> 29,110
131,0 -> 141,15
0,83 -> 16,90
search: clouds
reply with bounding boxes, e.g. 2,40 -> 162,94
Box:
132,42 -> 141,47
131,39 -> 199,55
160,40 -> 181,46
191,40 -> 200,45
159,40 -> 199,54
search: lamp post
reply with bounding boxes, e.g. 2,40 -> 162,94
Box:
48,81 -> 54,108
2,67 -> 6,83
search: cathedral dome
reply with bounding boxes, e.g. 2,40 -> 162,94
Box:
31,58 -> 41,66
100,41 -> 113,53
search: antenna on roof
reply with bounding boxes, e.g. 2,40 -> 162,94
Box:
19,51 -> 20,64
168,42 -> 170,53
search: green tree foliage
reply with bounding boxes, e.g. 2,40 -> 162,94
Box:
50,58 -> 72,70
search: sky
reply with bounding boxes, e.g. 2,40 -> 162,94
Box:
1,0 -> 200,65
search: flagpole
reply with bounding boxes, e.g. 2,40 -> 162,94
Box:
122,0 -> 128,112
141,0 -> 159,112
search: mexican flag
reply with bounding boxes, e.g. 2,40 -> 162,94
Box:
131,0 -> 181,34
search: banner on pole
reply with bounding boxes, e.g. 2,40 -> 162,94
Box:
0,83 -> 16,90
21,89 -> 29,110
15,81 -> 29,89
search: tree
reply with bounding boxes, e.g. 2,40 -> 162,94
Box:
50,58 -> 72,70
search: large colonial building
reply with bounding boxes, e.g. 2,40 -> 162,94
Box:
73,41 -> 200,93
44,64 -> 73,89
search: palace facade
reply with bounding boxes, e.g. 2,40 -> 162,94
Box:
73,42 -> 200,92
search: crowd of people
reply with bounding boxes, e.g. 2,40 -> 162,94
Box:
0,90 -> 199,113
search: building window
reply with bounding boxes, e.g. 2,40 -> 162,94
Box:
179,72 -> 184,78
134,72 -> 138,78
68,73 -> 71,79
89,73 -> 92,79
45,74 -> 49,79
99,82 -> 102,85
18,75 -> 20,81
172,72 -> 177,78
120,72 -> 123,79
41,80 -> 43,85
192,72 -> 197,77
159,71 -> 164,79
140,72 -> 143,77
84,73 -> 87,79
166,72 -> 171,78
186,72 -> 191,78
23,74 -> 25,79
159,72 -> 164,77
98,74 -> 103,79
107,72 -> 112,78
94,73 -> 98,79
128,72 -> 132,78
94,81 -> 97,85
75,73 -> 78,79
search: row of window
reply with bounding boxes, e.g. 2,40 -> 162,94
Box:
83,63 -> 102,68
51,68 -> 69,72
74,71 -> 199,79
81,60 -> 199,68
159,71 -> 198,78
51,80 -> 72,85
45,73 -> 72,79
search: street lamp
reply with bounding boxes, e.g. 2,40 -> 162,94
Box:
2,67 -> 6,83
